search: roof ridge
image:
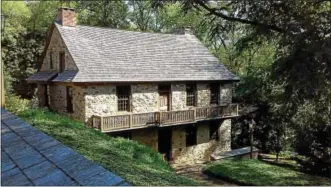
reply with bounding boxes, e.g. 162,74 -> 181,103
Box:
55,22 -> 190,37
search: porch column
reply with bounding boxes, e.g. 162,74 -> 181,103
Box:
217,119 -> 232,152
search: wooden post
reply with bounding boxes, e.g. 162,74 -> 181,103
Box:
100,116 -> 104,132
129,114 -> 132,129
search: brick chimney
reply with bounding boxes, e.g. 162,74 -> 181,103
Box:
56,7 -> 76,27
175,27 -> 193,35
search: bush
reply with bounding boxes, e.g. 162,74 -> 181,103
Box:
5,94 -> 30,114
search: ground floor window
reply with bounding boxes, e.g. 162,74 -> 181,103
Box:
186,124 -> 197,147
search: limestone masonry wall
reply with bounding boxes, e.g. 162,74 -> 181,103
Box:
171,83 -> 187,110
37,84 -> 46,107
131,128 -> 158,151
220,83 -> 233,104
171,120 -> 231,164
49,84 -> 67,114
197,83 -> 210,107
84,85 -> 117,122
41,28 -> 77,72
131,84 -> 158,113
70,86 -> 85,122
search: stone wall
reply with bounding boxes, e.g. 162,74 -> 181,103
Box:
70,86 -> 85,122
40,28 -> 77,72
217,119 -> 231,152
171,120 -> 231,164
131,128 -> 158,151
84,85 -> 117,123
49,84 -> 67,113
37,84 -> 46,107
220,83 -> 232,104
171,122 -> 215,164
171,83 -> 187,110
197,83 -> 210,107
131,84 -> 158,113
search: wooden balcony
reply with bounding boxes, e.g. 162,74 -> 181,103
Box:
92,104 -> 239,132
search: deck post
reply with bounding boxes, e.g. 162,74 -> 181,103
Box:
100,116 -> 104,131
129,114 -> 132,128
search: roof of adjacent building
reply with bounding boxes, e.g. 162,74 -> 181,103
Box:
29,23 -> 239,83
26,71 -> 58,83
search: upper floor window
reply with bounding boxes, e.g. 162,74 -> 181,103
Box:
49,51 -> 54,70
59,52 -> 65,72
158,84 -> 171,110
186,84 -> 196,107
210,83 -> 219,105
117,85 -> 130,112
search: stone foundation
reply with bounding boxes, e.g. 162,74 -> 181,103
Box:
131,128 -> 158,151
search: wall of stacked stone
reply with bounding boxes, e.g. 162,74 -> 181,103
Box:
84,85 -> 117,123
40,28 -> 77,71
131,84 -> 158,113
131,128 -> 158,151
171,83 -> 187,110
220,83 -> 233,104
197,83 -> 210,107
37,84 -> 46,107
49,84 -> 67,114
70,85 -> 86,122
171,120 -> 231,164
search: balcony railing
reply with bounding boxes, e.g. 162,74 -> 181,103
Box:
92,104 -> 239,132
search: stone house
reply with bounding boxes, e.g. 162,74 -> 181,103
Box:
27,8 -> 240,164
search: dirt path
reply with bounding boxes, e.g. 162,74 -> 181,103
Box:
173,163 -> 237,186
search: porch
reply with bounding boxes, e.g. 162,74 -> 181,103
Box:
92,104 -> 239,132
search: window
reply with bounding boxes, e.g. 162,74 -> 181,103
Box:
210,83 -> 219,105
186,124 -> 197,147
186,84 -> 196,107
49,51 -> 54,70
66,86 -> 73,113
117,85 -> 130,112
59,52 -> 65,72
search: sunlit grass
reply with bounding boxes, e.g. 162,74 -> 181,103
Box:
17,108 -> 200,186
203,158 -> 331,186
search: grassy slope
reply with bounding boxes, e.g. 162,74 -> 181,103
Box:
203,158 -> 331,186
17,109 -> 200,186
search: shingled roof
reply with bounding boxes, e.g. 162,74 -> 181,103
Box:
38,23 -> 239,83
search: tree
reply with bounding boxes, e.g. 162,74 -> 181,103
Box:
76,0 -> 130,29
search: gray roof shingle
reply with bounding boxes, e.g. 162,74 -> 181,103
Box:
26,72 -> 58,82
52,23 -> 239,82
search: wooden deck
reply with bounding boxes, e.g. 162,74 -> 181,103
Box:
92,104 -> 239,132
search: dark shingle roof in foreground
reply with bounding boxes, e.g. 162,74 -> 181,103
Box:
54,23 -> 239,82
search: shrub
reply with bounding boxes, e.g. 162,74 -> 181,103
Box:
5,94 -> 30,114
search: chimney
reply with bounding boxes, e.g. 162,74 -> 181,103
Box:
56,7 -> 76,27
175,27 -> 193,35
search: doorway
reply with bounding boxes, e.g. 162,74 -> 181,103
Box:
158,127 -> 172,161
158,84 -> 171,111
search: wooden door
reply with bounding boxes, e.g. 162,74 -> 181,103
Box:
159,93 -> 169,111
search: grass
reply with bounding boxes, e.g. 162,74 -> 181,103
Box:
15,108 -> 201,186
203,158 -> 331,186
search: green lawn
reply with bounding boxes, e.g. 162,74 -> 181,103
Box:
203,158 -> 331,186
15,108 -> 200,186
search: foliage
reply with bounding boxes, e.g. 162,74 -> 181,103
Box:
203,158 -> 331,186
10,107 -> 200,186
5,94 -> 30,115
76,0 -> 129,29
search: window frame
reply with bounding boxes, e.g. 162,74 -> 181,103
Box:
117,85 -> 131,112
186,83 -> 196,107
210,83 -> 219,105
59,52 -> 65,73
